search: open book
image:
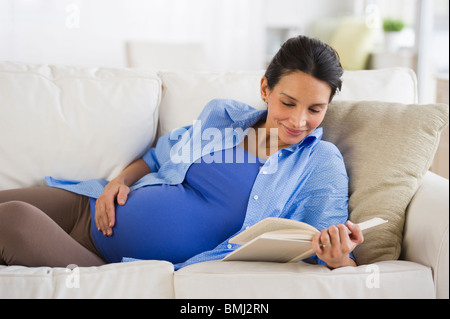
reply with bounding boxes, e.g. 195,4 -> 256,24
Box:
223,217 -> 388,263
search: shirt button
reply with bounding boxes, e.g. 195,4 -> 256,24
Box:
227,244 -> 232,249
278,152 -> 283,157
262,170 -> 268,175
253,195 -> 259,200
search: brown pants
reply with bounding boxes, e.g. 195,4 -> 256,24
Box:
0,187 -> 105,267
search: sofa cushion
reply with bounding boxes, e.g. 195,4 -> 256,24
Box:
158,71 -> 266,136
402,171 -> 449,299
0,62 -> 161,190
174,260 -> 435,299
338,68 -> 418,103
322,100 -> 449,264
157,68 -> 418,136
0,260 -> 174,299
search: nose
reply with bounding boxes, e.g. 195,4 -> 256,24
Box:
290,110 -> 308,129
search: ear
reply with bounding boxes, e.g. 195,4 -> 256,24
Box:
260,76 -> 270,103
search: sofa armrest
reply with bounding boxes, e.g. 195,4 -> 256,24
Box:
401,171 -> 449,299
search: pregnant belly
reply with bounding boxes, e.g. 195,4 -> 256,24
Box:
90,183 -> 246,263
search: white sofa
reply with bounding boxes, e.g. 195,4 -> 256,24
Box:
0,62 -> 448,299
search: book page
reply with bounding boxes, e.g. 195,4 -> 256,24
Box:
229,218 -> 319,245
262,229 -> 317,241
223,237 -> 314,262
357,217 -> 388,232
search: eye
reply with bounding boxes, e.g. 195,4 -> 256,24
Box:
309,108 -> 321,114
282,102 -> 295,107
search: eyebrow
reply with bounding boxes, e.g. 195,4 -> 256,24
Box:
280,92 -> 298,102
280,92 -> 328,107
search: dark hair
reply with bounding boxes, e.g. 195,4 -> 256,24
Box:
264,35 -> 343,102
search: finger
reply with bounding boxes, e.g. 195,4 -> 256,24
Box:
117,186 -> 130,206
319,229 -> 331,249
337,224 -> 351,252
328,225 -> 341,256
329,225 -> 340,245
347,220 -> 364,245
97,198 -> 112,236
311,232 -> 322,255
105,200 -> 115,231
94,200 -> 104,232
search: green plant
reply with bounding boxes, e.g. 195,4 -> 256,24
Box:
383,18 -> 405,32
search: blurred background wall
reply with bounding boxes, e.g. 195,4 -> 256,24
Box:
0,0 -> 448,103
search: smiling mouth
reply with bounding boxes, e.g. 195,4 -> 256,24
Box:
282,124 -> 306,137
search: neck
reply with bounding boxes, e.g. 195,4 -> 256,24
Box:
241,121 -> 287,159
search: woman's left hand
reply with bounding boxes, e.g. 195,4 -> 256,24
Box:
312,220 -> 364,269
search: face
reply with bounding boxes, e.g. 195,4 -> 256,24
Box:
261,71 -> 332,149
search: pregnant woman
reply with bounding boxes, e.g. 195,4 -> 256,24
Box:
0,35 -> 363,270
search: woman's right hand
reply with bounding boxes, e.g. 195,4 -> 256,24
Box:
94,158 -> 151,236
94,179 -> 130,236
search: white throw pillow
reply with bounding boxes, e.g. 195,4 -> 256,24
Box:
338,68 -> 418,103
0,62 -> 161,189
158,71 -> 267,137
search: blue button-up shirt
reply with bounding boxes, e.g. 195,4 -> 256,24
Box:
47,99 -> 349,269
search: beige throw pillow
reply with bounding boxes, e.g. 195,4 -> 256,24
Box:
322,100 -> 449,265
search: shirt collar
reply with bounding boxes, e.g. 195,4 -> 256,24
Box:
283,127 -> 323,153
225,103 -> 267,128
